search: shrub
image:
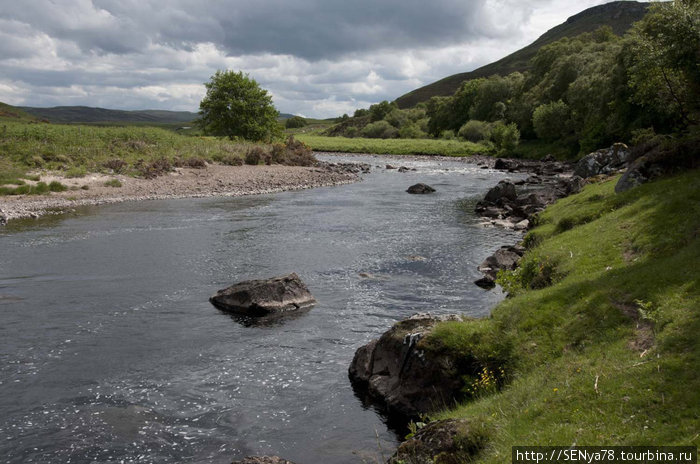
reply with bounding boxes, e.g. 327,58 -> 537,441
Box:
361,120 -> 398,139
65,166 -> 87,178
181,157 -> 207,169
137,157 -> 173,178
48,181 -> 67,192
532,100 -> 572,140
398,123 -> 427,139
344,126 -> 359,138
281,136 -> 316,166
489,121 -> 520,153
285,116 -> 307,129
440,130 -> 456,140
104,179 -> 122,188
458,120 -> 491,142
30,156 -> 44,167
245,146 -> 265,165
218,154 -> 244,166
104,158 -> 127,173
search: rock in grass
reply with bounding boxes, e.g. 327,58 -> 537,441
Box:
210,273 -> 315,316
406,183 -> 436,194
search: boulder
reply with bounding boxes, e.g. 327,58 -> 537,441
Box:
483,180 -> 517,205
478,247 -> 521,280
574,143 -> 629,178
494,158 -> 522,171
386,164 -> 396,169
232,457 -> 296,464
388,419 -> 485,464
406,183 -> 436,194
210,273 -> 315,316
349,313 -> 463,417
474,276 -> 496,290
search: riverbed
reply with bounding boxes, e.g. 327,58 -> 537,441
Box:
0,154 -> 522,464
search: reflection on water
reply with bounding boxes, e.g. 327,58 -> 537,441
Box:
0,155 -> 523,463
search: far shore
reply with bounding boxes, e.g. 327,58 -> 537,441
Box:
0,162 -> 358,224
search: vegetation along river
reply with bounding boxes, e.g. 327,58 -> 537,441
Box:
0,154 -> 523,463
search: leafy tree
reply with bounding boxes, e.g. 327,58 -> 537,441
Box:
369,100 -> 397,122
458,120 -> 491,142
361,120 -> 398,138
197,70 -> 279,141
490,121 -> 520,153
285,116 -> 307,129
469,75 -> 513,121
532,100 -> 572,141
626,0 -> 700,126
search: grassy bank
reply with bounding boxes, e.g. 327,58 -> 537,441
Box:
296,134 -> 489,157
0,120 -> 254,191
422,170 -> 700,460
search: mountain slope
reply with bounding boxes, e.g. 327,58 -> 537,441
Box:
20,106 -> 198,124
0,102 -> 41,122
395,1 -> 649,108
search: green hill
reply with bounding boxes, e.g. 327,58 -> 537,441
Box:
19,106 -> 198,124
395,1 -> 649,108
0,102 -> 41,122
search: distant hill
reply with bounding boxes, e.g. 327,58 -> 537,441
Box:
395,1 -> 649,108
20,106 -> 199,124
0,102 -> 40,122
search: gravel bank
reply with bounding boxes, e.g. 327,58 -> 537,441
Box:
0,163 -> 358,224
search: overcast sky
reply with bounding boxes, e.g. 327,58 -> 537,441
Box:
0,0 -> 639,118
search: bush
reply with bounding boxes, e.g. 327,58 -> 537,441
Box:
344,126 -> 359,138
361,120 -> 398,139
48,181 -> 67,192
285,116 -> 307,129
137,157 -> 173,178
103,158 -> 127,173
245,146 -> 265,165
458,120 -> 491,142
489,121 -> 520,153
532,100 -> 572,141
440,130 -> 456,140
398,123 -> 427,139
104,179 -> 122,188
281,136 -> 316,166
218,154 -> 244,166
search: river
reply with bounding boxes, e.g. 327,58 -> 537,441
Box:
0,154 -> 522,464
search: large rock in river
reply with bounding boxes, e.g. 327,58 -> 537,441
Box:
407,183 -> 436,194
349,313 -> 463,418
210,273 -> 315,316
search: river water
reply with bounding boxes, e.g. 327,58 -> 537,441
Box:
0,154 -> 522,464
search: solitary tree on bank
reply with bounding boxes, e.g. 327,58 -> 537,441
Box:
197,70 -> 279,141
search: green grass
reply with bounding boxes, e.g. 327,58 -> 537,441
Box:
421,170 -> 700,460
296,134 -> 490,157
0,120 -> 253,180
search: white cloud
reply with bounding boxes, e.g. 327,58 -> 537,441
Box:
0,0 -> 646,118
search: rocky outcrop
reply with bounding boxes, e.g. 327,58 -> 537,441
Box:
210,273 -> 316,316
387,419 -> 486,464
231,457 -> 296,464
574,143 -> 630,178
475,176 -> 585,230
349,313 -> 463,418
407,183 -> 436,194
474,245 -> 525,289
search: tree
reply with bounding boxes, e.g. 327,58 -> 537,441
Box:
285,116 -> 307,129
198,70 -> 279,141
532,100 -> 572,141
626,0 -> 700,126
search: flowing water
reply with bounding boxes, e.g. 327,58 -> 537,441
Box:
0,155 -> 523,464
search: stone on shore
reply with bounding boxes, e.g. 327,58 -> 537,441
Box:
210,273 -> 315,316
387,419 -> 485,464
349,313 -> 463,418
574,143 -> 629,178
406,183 -> 436,194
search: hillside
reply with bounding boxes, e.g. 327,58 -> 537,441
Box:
395,1 -> 649,108
0,102 -> 40,122
19,106 -> 198,124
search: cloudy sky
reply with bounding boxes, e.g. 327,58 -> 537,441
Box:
0,0 -> 635,118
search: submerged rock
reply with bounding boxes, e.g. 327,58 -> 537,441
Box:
349,313 -> 463,417
232,457 -> 296,464
406,183 -> 436,194
210,273 -> 315,316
